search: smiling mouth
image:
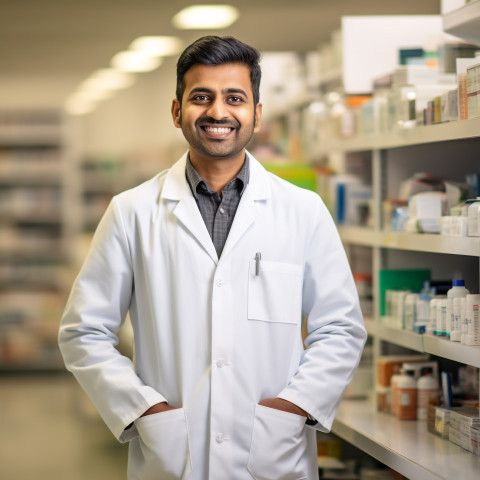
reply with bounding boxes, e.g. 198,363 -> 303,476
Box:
202,126 -> 233,134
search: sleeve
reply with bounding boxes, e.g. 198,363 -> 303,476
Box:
58,197 -> 166,442
277,195 -> 367,432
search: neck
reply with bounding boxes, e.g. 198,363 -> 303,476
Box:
189,151 -> 246,194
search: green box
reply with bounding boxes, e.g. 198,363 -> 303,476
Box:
379,269 -> 431,316
263,163 -> 317,192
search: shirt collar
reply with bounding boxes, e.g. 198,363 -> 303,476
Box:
185,153 -> 250,198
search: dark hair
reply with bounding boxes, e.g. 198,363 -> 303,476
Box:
176,36 -> 261,106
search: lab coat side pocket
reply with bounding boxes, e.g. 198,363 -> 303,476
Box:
132,408 -> 192,480
247,404 -> 309,480
247,260 -> 302,324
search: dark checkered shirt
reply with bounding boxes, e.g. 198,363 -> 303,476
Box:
186,155 -> 249,257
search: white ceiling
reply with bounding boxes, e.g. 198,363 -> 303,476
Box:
0,0 -> 441,107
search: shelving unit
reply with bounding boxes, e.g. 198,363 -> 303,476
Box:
333,400 -> 480,480
339,226 -> 480,256
81,157 -> 128,232
322,116 -> 480,155
325,106 -> 480,477
0,110 -> 79,370
257,16 -> 480,470
443,1 -> 480,46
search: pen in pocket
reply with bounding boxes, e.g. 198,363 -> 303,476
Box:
255,252 -> 261,276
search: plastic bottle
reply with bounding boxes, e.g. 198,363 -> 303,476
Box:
396,369 -> 417,420
428,297 -> 438,335
446,280 -> 469,339
415,281 -> 434,333
434,298 -> 448,336
390,367 -> 403,417
467,197 -> 480,236
465,293 -> 480,346
416,368 -> 439,420
452,297 -> 466,342
403,293 -> 418,330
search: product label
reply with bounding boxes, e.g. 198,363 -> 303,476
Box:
401,392 -> 413,406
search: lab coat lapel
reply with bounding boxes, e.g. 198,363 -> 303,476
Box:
161,154 -> 218,263
221,153 -> 271,259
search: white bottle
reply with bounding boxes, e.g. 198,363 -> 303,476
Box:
446,280 -> 469,340
428,298 -> 438,335
417,368 -> 439,420
403,293 -> 419,330
396,369 -> 417,420
452,297 -> 466,342
390,368 -> 403,417
465,294 -> 480,346
467,197 -> 480,236
435,298 -> 448,336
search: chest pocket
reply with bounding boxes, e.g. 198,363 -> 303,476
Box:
247,259 -> 303,324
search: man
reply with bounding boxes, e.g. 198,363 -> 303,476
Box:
59,36 -> 366,480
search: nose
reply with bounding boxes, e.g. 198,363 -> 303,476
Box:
206,98 -> 226,120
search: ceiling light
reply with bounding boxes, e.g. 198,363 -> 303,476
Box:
172,5 -> 239,29
129,36 -> 183,56
84,69 -> 137,91
111,51 -> 163,72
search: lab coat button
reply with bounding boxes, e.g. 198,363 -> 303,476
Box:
216,433 -> 225,443
216,359 -> 224,368
216,279 -> 223,287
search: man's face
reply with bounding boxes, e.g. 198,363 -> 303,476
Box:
171,63 -> 262,164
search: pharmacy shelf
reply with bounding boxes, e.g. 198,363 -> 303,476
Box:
376,323 -> 424,352
377,231 -> 480,257
325,116 -> 480,153
339,227 -> 480,257
338,226 -> 379,247
369,322 -> 480,367
423,334 -> 480,368
443,1 -> 480,46
332,399 -> 480,480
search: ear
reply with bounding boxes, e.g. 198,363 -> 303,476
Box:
253,102 -> 262,133
171,99 -> 181,128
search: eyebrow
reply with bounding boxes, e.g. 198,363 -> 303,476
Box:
189,87 -> 249,98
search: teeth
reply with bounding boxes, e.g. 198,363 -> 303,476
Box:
205,127 -> 231,134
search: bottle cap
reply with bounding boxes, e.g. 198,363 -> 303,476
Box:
452,279 -> 465,287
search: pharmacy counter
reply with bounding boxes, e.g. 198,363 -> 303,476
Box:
332,399 -> 480,480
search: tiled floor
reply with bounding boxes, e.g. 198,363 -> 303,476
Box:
0,373 -> 128,480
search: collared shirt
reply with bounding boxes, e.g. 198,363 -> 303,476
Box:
186,155 -> 249,257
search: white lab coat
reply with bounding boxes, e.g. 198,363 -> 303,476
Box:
59,151 -> 366,480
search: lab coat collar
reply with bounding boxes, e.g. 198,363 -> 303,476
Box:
160,150 -> 271,264
160,150 -> 271,202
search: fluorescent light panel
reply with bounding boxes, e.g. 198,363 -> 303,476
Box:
85,69 -> 137,91
129,36 -> 183,56
111,51 -> 163,72
172,5 -> 239,29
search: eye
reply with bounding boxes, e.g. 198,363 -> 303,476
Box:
228,96 -> 244,103
192,94 -> 210,102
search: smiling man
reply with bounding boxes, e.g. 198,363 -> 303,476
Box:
59,36 -> 366,480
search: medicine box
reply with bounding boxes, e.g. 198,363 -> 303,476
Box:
428,406 -> 451,438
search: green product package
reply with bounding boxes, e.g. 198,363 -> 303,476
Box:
262,163 -> 317,192
379,269 -> 431,316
